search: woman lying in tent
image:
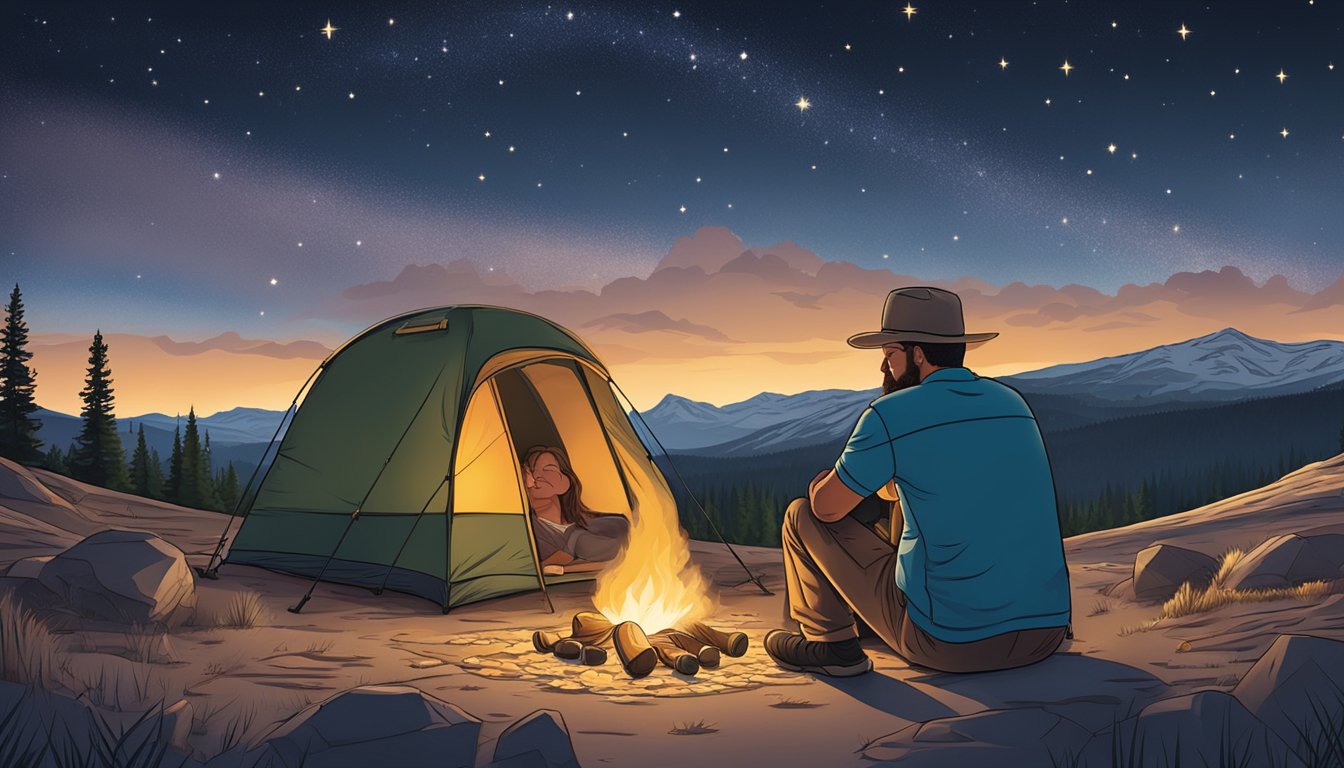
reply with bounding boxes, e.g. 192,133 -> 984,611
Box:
523,445 -> 630,576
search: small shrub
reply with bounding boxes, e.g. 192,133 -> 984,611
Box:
669,720 -> 717,735
217,591 -> 267,629
0,592 -> 59,687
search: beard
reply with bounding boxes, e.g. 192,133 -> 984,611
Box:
882,347 -> 921,395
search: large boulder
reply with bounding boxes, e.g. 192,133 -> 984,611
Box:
1078,691 -> 1303,768
247,685 -> 481,768
1233,634 -> 1344,750
493,710 -> 579,768
861,707 -> 1093,767
4,555 -> 52,580
37,530 -> 196,625
1222,534 -> 1344,591
0,456 -> 75,510
1132,544 -> 1216,601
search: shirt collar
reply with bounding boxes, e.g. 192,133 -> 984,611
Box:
922,367 -> 976,383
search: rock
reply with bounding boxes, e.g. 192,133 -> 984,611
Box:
493,710 -> 579,768
1222,534 -> 1344,591
861,707 -> 1093,767
37,529 -> 196,625
0,456 -> 75,510
1132,544 -> 1216,601
5,555 -> 52,579
247,685 -> 480,768
1077,691 -> 1303,768
117,699 -> 195,763
1233,634 -> 1344,750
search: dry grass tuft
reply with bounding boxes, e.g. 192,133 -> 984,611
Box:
217,591 -> 268,629
1211,547 -> 1246,587
669,720 -> 718,735
1161,578 -> 1333,621
0,592 -> 59,687
1088,598 -> 1113,617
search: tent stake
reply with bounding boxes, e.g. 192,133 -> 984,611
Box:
609,380 -> 773,597
198,367 -> 319,579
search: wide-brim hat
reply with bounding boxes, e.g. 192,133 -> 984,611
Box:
847,286 -> 998,348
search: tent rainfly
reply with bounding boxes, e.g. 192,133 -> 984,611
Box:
212,305 -> 681,612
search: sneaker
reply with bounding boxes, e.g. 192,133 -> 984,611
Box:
764,630 -> 873,677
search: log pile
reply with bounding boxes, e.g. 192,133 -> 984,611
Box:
531,611 -> 748,678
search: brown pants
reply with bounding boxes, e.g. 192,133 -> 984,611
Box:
781,497 -> 1066,674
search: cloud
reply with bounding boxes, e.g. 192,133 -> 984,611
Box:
150,332 -> 329,360
583,311 -> 733,342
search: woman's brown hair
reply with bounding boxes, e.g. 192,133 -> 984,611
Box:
523,445 -> 593,528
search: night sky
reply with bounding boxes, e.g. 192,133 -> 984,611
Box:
3,1 -> 1342,339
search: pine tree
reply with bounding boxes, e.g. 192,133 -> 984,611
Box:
215,462 -> 241,514
69,331 -> 128,490
1338,422 -> 1344,455
166,424 -> 183,504
178,407 -> 216,509
42,443 -> 67,474
147,448 -> 165,500
0,284 -> 43,464
128,424 -> 153,497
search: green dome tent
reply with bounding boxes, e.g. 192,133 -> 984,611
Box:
211,305 -> 686,612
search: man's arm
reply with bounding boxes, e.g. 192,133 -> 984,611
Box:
809,468 -> 864,523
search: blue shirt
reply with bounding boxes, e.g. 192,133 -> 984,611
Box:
834,367 -> 1071,642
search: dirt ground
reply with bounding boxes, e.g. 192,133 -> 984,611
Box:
3,456 -> 1343,766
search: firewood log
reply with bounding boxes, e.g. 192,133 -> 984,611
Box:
656,630 -> 721,668
532,630 -> 564,654
553,638 -> 583,660
580,643 -> 608,666
613,622 -> 657,678
571,610 -> 616,646
650,638 -> 701,675
682,621 -> 748,657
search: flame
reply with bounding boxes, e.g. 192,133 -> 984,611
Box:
593,496 -> 713,633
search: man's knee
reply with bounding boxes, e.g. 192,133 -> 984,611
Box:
782,497 -> 814,540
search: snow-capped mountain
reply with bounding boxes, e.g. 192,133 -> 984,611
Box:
1004,328 -> 1344,403
641,328 -> 1344,454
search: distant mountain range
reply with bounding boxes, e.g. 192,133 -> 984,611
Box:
1007,328 -> 1344,404
642,328 -> 1344,454
33,407 -> 285,478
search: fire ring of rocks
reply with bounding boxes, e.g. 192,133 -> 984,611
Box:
446,613 -> 810,698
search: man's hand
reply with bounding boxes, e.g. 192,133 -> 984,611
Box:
809,468 -> 864,523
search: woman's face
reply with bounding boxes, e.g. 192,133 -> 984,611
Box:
524,452 -> 572,503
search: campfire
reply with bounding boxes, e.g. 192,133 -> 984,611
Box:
533,611 -> 747,677
533,462 -> 750,677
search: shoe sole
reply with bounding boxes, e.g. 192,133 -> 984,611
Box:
770,656 -> 873,678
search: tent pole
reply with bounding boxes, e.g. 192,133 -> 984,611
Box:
370,475 -> 449,596
198,367 -> 320,579
608,380 -> 773,596
288,362 -> 453,614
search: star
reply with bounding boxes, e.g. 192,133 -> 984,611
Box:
387,18 -> 394,26
844,43 -> 852,51
672,10 -> 681,18
212,172 -> 220,179
795,96 -> 811,112
1281,127 -> 1290,138
1060,60 -> 1074,76
902,3 -> 917,21
1172,225 -> 1180,233
320,20 -> 337,40
999,58 -> 1009,70
565,11 -> 574,21
1107,143 -> 1117,154
484,131 -> 491,137
1177,24 -> 1191,40
1276,69 -> 1288,83
679,205 -> 687,213
739,51 -> 748,60
478,173 -> 486,181
269,278 -> 278,286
